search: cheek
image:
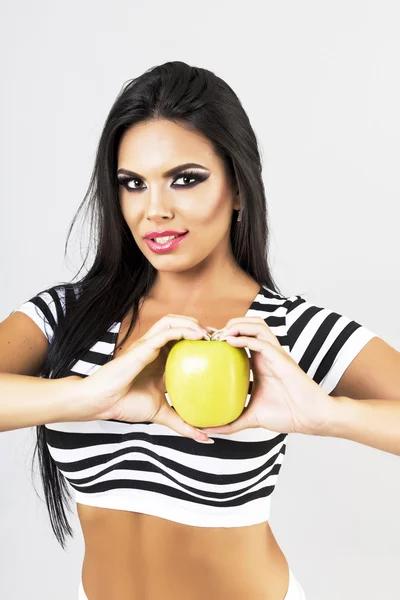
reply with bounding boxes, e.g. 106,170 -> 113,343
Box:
204,189 -> 232,224
186,186 -> 230,222
119,196 -> 138,224
119,184 -> 230,227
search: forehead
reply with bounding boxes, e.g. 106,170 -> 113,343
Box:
117,119 -> 218,169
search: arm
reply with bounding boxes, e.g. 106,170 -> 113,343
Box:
315,336 -> 400,456
319,395 -> 400,456
0,374 -> 89,432
0,309 -> 92,432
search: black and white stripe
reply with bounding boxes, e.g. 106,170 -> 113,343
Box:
285,295 -> 376,394
13,284 -> 376,527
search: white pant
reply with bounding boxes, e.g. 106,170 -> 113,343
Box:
285,568 -> 307,599
78,580 -> 88,600
79,568 -> 307,599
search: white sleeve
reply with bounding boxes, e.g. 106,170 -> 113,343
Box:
285,295 -> 378,394
10,287 -> 67,344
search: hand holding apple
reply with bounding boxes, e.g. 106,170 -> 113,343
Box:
81,315 -> 215,444
196,316 -> 337,436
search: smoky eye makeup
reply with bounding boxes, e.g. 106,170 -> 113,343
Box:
116,169 -> 210,191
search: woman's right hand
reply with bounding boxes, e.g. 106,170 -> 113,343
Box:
79,315 -> 215,444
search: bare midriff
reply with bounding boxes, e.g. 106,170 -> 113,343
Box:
78,505 -> 290,600
77,277 -> 290,600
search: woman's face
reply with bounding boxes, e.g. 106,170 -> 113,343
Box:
117,119 -> 240,273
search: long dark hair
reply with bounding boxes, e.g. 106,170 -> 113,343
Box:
32,60 -> 284,549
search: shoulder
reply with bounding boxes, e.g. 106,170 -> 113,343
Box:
256,285 -> 297,321
20,282 -> 81,316
11,281 -> 82,344
272,289 -> 377,394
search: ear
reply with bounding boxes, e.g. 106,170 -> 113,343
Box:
233,190 -> 241,212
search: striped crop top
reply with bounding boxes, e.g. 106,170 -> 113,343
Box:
12,284 -> 377,528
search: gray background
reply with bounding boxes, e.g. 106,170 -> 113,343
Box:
1,1 -> 399,598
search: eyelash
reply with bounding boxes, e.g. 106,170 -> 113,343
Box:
117,170 -> 207,192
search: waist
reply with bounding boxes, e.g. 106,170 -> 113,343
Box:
78,504 -> 289,600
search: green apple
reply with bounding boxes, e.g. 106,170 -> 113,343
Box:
165,338 -> 250,428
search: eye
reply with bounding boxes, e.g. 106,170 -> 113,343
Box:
117,170 -> 208,192
117,176 -> 144,191
172,170 -> 207,187
172,173 -> 198,186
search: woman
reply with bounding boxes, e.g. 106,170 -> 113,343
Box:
3,61 -> 399,600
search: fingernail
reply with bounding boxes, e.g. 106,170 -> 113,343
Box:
197,438 -> 214,444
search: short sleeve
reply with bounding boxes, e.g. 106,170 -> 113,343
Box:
10,286 -> 68,344
285,295 -> 378,394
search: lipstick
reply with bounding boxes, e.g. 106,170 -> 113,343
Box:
145,232 -> 189,254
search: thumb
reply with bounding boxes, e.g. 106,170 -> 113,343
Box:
152,402 -> 215,444
200,405 -> 257,435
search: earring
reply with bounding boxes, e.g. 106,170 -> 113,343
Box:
237,208 -> 242,222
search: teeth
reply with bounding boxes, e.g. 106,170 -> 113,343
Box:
153,235 -> 179,244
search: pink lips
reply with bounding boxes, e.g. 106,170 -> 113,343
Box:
144,232 -> 189,253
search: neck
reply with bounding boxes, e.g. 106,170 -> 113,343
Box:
148,263 -> 249,305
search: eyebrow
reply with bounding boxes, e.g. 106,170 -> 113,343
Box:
117,162 -> 209,179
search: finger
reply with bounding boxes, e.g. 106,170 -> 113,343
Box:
143,315 -> 209,340
199,406 -> 258,435
125,326 -> 206,380
219,323 -> 281,349
153,402 -> 214,444
224,316 -> 275,330
222,336 -> 289,379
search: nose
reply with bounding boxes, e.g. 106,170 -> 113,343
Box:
144,185 -> 173,220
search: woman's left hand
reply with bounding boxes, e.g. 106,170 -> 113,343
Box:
200,317 -> 336,436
